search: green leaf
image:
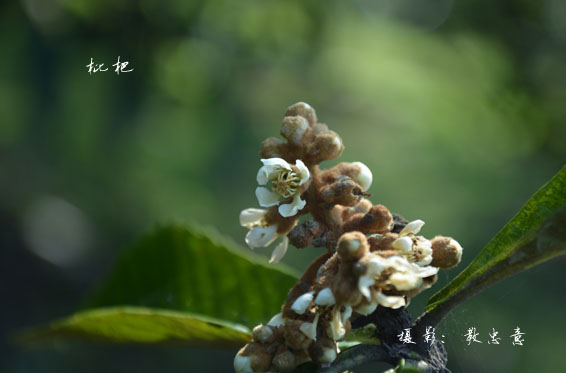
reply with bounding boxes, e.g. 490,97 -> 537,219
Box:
19,306 -> 251,349
425,165 -> 566,315
86,225 -> 299,328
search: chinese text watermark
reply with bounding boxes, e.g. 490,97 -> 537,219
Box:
86,56 -> 133,75
396,327 -> 524,346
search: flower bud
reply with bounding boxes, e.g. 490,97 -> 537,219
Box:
288,221 -> 323,249
306,131 -> 344,164
281,116 -> 309,145
337,231 -> 369,261
260,137 -> 285,159
368,233 -> 398,251
430,236 -> 463,268
308,337 -> 338,365
272,347 -> 295,372
342,204 -> 394,234
285,102 -> 317,126
283,320 -> 313,350
234,343 -> 273,373
341,198 -> 373,222
350,162 -> 372,192
252,324 -> 274,344
233,350 -> 252,373
320,177 -> 363,206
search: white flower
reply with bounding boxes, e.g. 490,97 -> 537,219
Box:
382,256 -> 438,291
358,253 -> 439,307
240,208 -> 291,263
255,158 -> 310,217
392,219 -> 433,266
412,237 -> 433,266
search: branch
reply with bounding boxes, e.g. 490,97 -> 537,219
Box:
319,344 -> 394,373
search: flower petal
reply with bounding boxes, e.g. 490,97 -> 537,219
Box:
341,305 -> 353,325
239,208 -> 267,228
267,312 -> 284,327
326,309 -> 346,340
295,159 -> 310,186
355,301 -> 377,316
389,272 -> 422,291
374,292 -> 405,309
400,219 -> 425,236
352,162 -> 372,191
291,290 -> 314,314
245,225 -> 278,248
261,157 -> 291,170
269,236 -> 289,264
314,288 -> 336,306
256,187 -> 280,207
392,236 -> 413,253
366,255 -> 387,276
299,313 -> 319,340
358,274 -> 375,300
256,166 -> 270,185
278,195 -> 306,217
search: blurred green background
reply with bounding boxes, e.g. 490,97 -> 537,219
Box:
1,0 -> 565,372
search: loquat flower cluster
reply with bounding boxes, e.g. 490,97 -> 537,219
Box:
236,103 -> 463,372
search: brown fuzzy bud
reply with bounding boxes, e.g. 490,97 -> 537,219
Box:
281,116 -> 310,145
313,253 -> 340,290
324,162 -> 372,192
430,236 -> 463,269
235,342 -> 273,373
272,345 -> 296,372
320,177 -> 363,206
260,137 -> 284,159
342,205 -> 394,234
306,131 -> 344,164
294,349 -> 312,367
341,198 -> 373,221
288,221 -> 323,249
308,337 -> 338,365
285,102 -> 317,126
252,324 -> 275,344
283,320 -> 313,350
337,231 -> 369,261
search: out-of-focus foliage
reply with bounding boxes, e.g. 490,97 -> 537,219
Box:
2,0 -> 566,372
86,226 -> 298,329
19,306 -> 251,349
